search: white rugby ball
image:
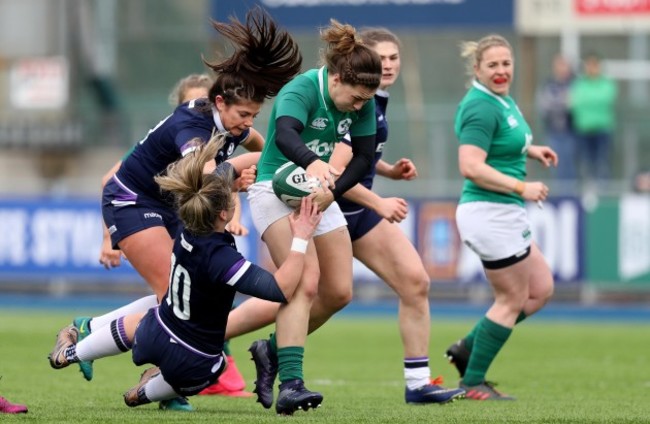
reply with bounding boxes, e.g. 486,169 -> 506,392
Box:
272,161 -> 320,207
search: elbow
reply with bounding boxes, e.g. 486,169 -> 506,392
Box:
459,162 -> 481,180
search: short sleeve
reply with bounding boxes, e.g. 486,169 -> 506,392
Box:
457,100 -> 499,151
274,78 -> 315,126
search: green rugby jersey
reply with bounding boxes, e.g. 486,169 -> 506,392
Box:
454,80 -> 532,206
257,67 -> 376,182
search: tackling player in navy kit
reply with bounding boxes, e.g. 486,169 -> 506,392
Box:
98,73 -> 214,272
51,6 -> 301,410
48,135 -> 322,408
101,7 -> 301,303
329,28 -> 465,404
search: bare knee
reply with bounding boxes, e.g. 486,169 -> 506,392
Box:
391,269 -> 430,306
494,286 -> 529,315
528,278 -> 555,313
539,283 -> 554,304
319,285 -> 352,313
299,269 -> 321,301
331,288 -> 353,312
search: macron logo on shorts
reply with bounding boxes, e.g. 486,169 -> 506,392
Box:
144,212 -> 163,221
108,225 -> 117,235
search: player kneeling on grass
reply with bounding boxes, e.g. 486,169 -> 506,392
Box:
48,135 -> 322,408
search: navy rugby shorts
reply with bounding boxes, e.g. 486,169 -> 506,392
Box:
343,207 -> 383,242
102,178 -> 180,248
132,309 -> 226,396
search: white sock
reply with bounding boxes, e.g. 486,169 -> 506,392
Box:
90,295 -> 158,331
404,367 -> 431,390
76,320 -> 126,361
145,373 -> 180,402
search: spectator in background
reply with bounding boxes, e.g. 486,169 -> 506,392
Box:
538,54 -> 576,181
632,169 -> 650,193
569,53 -> 618,182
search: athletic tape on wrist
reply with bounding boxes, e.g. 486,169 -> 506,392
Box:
290,238 -> 308,254
513,180 -> 526,196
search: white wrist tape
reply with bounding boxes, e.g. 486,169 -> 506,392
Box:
290,237 -> 308,254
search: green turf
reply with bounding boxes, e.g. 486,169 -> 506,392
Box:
0,310 -> 648,423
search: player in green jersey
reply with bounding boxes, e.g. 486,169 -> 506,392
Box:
222,27 -> 464,406
245,19 -> 382,415
445,34 -> 558,400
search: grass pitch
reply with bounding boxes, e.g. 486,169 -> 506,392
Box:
0,308 -> 648,423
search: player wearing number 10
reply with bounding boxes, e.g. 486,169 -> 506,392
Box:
48,135 -> 322,407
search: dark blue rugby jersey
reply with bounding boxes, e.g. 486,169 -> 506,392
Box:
114,99 -> 250,205
338,91 -> 389,212
157,229 -> 255,355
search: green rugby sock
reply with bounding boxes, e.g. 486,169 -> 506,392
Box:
462,317 -> 512,386
277,346 -> 304,384
464,311 -> 526,352
464,321 -> 481,350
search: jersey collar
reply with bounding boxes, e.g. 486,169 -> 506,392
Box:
212,105 -> 228,134
318,66 -> 336,111
375,88 -> 390,98
472,80 -> 510,109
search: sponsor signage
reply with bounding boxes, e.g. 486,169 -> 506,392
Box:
618,194 -> 650,281
0,198 -> 127,279
517,0 -> 650,34
0,197 -> 258,282
586,195 -> 650,286
3,195 -> 649,287
576,0 -> 650,14
9,56 -> 69,110
417,201 -> 460,281
211,0 -> 514,29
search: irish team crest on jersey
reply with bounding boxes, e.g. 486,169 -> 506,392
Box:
337,118 -> 352,135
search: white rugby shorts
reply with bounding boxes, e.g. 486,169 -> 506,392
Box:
247,180 -> 346,238
456,201 -> 531,262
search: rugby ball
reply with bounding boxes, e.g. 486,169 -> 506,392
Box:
272,161 -> 320,207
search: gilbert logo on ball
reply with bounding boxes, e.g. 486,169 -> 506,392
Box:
272,161 -> 320,207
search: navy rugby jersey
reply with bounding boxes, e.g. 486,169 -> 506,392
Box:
157,229 -> 256,355
338,91 -> 389,212
113,99 -> 249,206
